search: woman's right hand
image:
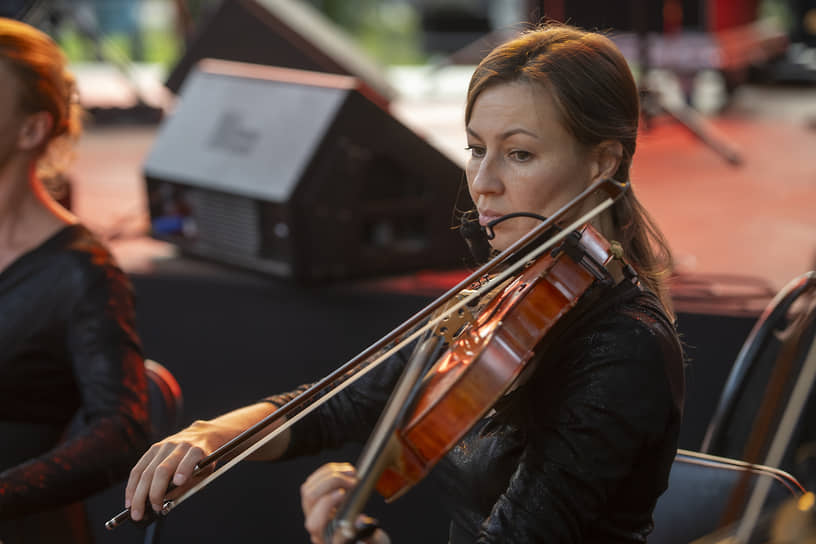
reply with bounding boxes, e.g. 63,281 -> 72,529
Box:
124,419 -> 226,521
124,400 -> 287,521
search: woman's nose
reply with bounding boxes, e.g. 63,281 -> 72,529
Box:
469,154 -> 503,196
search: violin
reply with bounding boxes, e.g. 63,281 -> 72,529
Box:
374,222 -> 624,501
106,178 -> 631,535
327,178 -> 632,541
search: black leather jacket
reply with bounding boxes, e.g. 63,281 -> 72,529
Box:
272,280 -> 684,543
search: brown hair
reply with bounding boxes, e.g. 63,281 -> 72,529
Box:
0,17 -> 81,173
466,23 -> 675,317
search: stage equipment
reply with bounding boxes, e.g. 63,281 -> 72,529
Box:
143,59 -> 468,283
628,0 -> 743,166
524,1 -> 743,165
164,0 -> 395,108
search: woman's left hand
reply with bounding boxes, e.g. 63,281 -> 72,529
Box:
300,462 -> 390,544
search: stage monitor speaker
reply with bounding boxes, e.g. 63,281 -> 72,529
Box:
143,59 -> 469,283
165,0 -> 395,107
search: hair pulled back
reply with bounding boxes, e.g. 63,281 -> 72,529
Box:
466,23 -> 675,315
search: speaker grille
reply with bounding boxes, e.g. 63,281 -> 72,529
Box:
189,189 -> 261,255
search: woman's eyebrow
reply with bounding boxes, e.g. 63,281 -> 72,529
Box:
465,126 -> 539,140
499,127 -> 539,139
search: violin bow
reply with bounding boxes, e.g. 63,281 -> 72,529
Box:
106,177 -> 629,530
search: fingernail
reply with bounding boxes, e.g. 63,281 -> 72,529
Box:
152,503 -> 160,512
173,473 -> 185,485
131,508 -> 141,520
125,499 -> 131,508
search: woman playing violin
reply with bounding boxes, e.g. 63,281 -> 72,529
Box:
126,23 -> 684,543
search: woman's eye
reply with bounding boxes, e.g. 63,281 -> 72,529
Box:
510,150 -> 532,161
465,145 -> 485,158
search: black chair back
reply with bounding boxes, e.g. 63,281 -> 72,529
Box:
145,359 -> 184,442
700,272 -> 816,477
650,449 -> 805,544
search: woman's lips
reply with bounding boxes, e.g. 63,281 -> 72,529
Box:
478,210 -> 503,227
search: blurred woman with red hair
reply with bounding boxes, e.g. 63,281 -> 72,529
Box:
0,17 -> 149,543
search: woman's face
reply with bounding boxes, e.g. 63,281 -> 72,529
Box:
465,81 -> 599,252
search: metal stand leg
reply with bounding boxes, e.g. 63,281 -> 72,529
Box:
640,85 -> 743,166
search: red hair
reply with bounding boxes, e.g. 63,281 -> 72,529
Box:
0,17 -> 81,160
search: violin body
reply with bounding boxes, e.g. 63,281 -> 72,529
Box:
376,224 -> 620,500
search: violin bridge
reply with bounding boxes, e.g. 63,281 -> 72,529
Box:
432,289 -> 480,344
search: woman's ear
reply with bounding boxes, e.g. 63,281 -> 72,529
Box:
591,140 -> 623,181
17,111 -> 53,152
